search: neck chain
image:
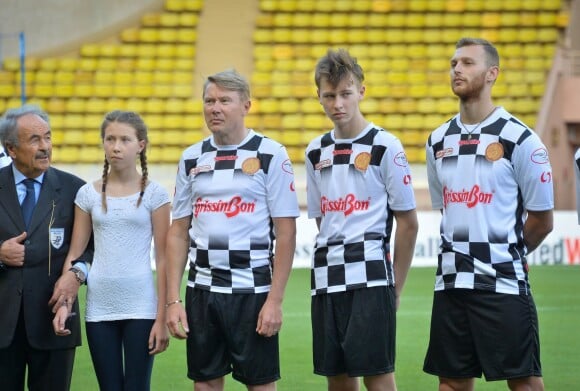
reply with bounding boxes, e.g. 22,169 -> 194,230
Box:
459,106 -> 498,140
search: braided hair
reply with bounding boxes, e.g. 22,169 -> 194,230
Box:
100,110 -> 149,212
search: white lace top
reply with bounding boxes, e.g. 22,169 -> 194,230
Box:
75,181 -> 170,322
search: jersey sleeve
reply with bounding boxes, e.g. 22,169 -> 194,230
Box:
426,137 -> 443,210
383,137 -> 416,211
265,145 -> 300,218
513,134 -> 554,211
171,153 -> 193,219
305,143 -> 322,219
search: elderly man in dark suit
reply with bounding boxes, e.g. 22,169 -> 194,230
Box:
0,105 -> 92,391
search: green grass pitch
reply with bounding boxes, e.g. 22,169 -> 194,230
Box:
70,265 -> 580,390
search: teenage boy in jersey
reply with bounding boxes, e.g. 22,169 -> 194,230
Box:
165,69 -> 299,390
423,37 -> 554,391
305,49 -> 418,391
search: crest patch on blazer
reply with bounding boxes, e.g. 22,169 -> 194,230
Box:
50,228 -> 64,249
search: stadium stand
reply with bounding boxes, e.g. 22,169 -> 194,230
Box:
0,0 -> 572,166
250,0 -> 570,163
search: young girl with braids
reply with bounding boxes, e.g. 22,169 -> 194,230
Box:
52,110 -> 171,390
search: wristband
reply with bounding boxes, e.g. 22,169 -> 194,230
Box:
165,299 -> 182,308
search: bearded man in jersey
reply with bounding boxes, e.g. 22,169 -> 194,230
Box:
165,69 -> 299,391
305,49 -> 418,391
423,38 -> 554,391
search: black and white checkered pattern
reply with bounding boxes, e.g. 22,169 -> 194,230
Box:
305,123 -> 416,295
172,130 -> 300,294
426,107 -> 554,295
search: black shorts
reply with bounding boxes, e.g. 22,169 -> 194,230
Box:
423,289 -> 542,381
311,286 -> 396,377
185,287 -> 280,385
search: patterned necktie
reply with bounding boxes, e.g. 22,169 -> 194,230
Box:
21,178 -> 36,228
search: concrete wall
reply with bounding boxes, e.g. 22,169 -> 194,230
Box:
0,0 -> 164,57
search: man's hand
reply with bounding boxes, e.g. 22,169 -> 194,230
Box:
48,271 -> 80,313
166,302 -> 189,339
0,232 -> 27,267
256,298 -> 282,338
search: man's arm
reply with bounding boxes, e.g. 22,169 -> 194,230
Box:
256,216 -> 296,337
165,216 -> 192,339
524,209 -> 553,253
392,208 -> 418,309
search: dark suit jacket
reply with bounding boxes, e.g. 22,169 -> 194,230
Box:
0,165 -> 91,350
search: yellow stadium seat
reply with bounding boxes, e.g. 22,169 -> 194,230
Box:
32,85 -> 53,98
78,146 -> 102,163
174,59 -> 194,71
80,44 -> 99,57
66,98 -> 86,113
139,29 -> 159,43
126,98 -> 147,113
120,28 -> 140,43
179,13 -> 199,27
280,114 -> 302,130
405,13 -> 425,28
160,13 -> 180,27
160,146 -> 182,163
56,146 -> 81,163
182,0 -> 203,11
436,98 -> 457,115
360,98 -> 379,114
258,98 -> 280,114
145,98 -> 165,113
163,126 -> 185,144
141,13 -> 161,26
85,98 -> 108,113
521,0 -> 541,11
164,98 -> 185,113
177,29 -> 197,43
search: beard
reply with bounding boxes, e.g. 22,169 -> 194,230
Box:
451,71 -> 487,102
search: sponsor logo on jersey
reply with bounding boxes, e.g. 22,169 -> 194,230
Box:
485,142 -> 504,161
282,159 -> 294,174
443,185 -> 493,208
531,148 -> 549,164
214,155 -> 238,161
436,148 -> 454,159
320,193 -> 370,216
242,157 -> 260,175
354,152 -> 371,171
194,196 -> 256,218
190,165 -> 212,176
333,149 -> 353,156
315,159 -> 332,170
403,174 -> 412,185
541,171 -> 552,183
394,151 -> 408,167
458,139 -> 480,146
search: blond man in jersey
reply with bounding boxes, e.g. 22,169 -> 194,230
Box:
166,70 -> 299,391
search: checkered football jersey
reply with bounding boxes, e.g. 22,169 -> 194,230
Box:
575,148 -> 580,224
305,123 -> 416,296
426,107 -> 554,295
172,130 -> 300,294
